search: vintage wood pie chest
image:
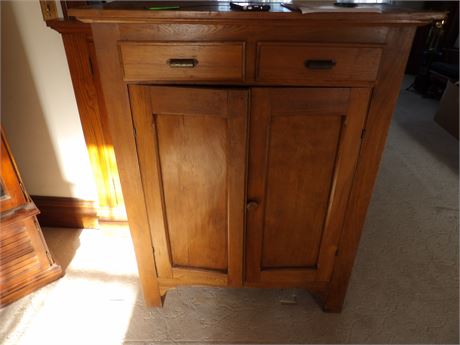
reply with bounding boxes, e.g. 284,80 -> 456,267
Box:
67,1 -> 444,311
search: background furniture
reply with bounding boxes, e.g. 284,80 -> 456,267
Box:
406,1 -> 458,98
0,129 -> 63,307
434,80 -> 459,139
69,2 -> 444,312
46,18 -> 126,223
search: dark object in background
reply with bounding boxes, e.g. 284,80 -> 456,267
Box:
434,80 -> 459,139
405,1 -> 458,99
61,1 -> 106,19
230,2 -> 271,11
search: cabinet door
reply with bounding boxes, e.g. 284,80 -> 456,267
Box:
246,87 -> 370,286
129,85 -> 247,288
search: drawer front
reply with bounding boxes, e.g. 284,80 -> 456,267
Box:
120,42 -> 245,82
257,43 -> 382,84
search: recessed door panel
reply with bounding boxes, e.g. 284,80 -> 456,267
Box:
262,115 -> 342,268
156,115 -> 228,270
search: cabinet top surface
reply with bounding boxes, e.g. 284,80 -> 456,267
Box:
69,1 -> 445,25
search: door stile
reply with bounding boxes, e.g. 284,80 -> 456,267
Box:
129,84 -> 174,279
315,88 -> 371,282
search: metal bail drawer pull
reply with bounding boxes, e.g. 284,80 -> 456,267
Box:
167,58 -> 198,68
304,59 -> 336,70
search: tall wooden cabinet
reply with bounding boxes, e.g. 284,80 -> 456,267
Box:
68,2 -> 444,312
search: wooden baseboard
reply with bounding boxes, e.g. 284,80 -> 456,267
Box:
31,195 -> 99,229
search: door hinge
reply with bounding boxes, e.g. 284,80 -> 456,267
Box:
361,128 -> 366,139
133,126 -> 137,137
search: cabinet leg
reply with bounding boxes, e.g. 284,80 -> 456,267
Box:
144,289 -> 163,308
141,279 -> 163,308
320,291 -> 345,313
314,249 -> 357,313
309,288 -> 344,313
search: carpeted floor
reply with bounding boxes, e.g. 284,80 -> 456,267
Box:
1,76 -> 458,344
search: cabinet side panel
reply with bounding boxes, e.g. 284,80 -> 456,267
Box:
321,27 -> 417,312
92,25 -> 162,307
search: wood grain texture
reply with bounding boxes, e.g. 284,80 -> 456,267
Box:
0,134 -> 27,213
131,85 -> 247,286
120,42 -> 245,82
61,33 -> 125,221
0,206 -> 38,228
159,267 -> 227,288
155,105 -> 228,271
129,85 -> 173,280
118,24 -> 390,45
69,1 -> 445,25
0,130 -> 63,307
315,88 -> 371,282
48,20 -> 126,221
245,88 -> 345,282
319,26 -> 418,312
1,219 -> 48,289
67,4 -> 444,310
92,24 -> 162,307
261,114 -> 342,268
87,40 -> 126,221
267,88 -> 350,116
225,90 -> 247,288
31,195 -> 98,229
257,43 -> 382,84
46,18 -> 92,34
246,87 -> 370,285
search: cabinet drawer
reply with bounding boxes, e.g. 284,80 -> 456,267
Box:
256,43 -> 382,84
120,42 -> 245,82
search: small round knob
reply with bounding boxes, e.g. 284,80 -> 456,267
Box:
247,201 -> 259,211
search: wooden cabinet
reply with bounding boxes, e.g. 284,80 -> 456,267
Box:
0,130 -> 63,307
68,2 -> 444,312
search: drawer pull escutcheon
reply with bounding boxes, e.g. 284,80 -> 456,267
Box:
304,59 -> 336,70
167,58 -> 198,68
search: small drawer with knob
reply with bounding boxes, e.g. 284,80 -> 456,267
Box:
256,43 -> 382,85
119,42 -> 245,82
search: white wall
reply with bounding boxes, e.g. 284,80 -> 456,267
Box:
1,0 -> 97,200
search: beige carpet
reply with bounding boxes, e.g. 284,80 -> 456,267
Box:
1,77 -> 458,344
